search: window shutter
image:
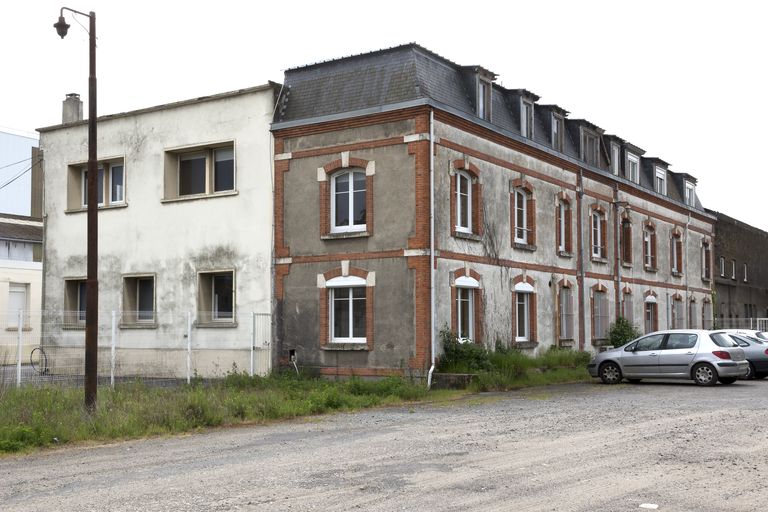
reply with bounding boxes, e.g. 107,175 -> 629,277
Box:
651,232 -> 657,268
527,196 -> 535,246
622,223 -> 632,263
600,217 -> 607,258
565,207 -> 572,252
556,205 -> 562,250
676,239 -> 683,273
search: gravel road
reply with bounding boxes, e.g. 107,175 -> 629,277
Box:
2,380 -> 768,512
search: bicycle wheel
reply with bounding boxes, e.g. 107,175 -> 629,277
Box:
30,347 -> 48,375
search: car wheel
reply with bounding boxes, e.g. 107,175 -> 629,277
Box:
719,377 -> 737,385
742,363 -> 756,380
599,362 -> 622,384
627,378 -> 642,383
692,363 -> 717,386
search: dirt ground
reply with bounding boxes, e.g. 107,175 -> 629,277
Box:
2,380 -> 767,511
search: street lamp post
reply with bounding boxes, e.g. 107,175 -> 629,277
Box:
54,7 -> 98,412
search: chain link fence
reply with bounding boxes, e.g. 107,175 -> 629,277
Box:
0,310 -> 271,388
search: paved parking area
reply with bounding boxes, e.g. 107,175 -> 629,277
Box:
2,380 -> 768,511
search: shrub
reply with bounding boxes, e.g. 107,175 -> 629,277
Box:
607,316 -> 641,348
437,328 -> 491,373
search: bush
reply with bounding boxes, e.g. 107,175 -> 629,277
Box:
437,328 -> 491,373
607,316 -> 641,348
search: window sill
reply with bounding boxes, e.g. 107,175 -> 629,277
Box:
514,242 -> 537,252
592,339 -> 612,346
701,277 -> 711,283
621,262 -> 633,269
591,257 -> 608,264
65,203 -> 128,214
453,231 -> 482,242
321,231 -> 369,240
322,343 -> 370,351
671,271 -> 683,278
161,190 -> 238,204
557,250 -> 573,259
644,266 -> 658,273
195,321 -> 238,329
119,323 -> 158,330
5,326 -> 33,332
514,341 -> 538,349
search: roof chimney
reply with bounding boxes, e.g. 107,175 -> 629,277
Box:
62,93 -> 83,123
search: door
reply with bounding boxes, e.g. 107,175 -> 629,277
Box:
622,333 -> 665,377
659,333 -> 699,376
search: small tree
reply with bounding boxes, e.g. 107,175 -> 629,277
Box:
607,316 -> 641,348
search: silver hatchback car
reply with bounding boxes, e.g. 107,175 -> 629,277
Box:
587,330 -> 749,385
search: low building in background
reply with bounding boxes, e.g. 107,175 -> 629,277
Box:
708,211 -> 768,329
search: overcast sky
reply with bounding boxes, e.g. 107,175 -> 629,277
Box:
2,0 -> 766,230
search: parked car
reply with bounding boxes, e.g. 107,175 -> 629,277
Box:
587,330 -> 749,386
721,331 -> 768,379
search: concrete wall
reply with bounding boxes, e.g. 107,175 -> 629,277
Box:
39,87 -> 275,376
0,259 -> 43,359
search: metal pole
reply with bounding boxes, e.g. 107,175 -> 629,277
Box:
110,310 -> 116,388
84,10 -> 98,412
250,312 -> 255,377
16,310 -> 23,388
186,311 -> 192,384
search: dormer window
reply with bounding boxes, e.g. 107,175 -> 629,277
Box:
654,167 -> 667,195
610,143 -> 620,175
477,79 -> 492,121
685,181 -> 696,206
521,100 -> 534,139
581,130 -> 599,166
627,153 -> 640,184
552,114 -> 564,152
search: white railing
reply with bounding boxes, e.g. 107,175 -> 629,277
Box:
0,310 -> 272,388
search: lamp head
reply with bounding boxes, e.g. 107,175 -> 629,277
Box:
54,16 -> 70,38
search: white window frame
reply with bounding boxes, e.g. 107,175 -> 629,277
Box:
611,143 -> 620,175
701,243 -> 711,279
514,188 -> 528,244
521,99 -> 534,139
684,181 -> 696,206
81,166 -> 105,207
643,228 -> 655,268
552,114 -> 564,151
654,166 -> 667,195
173,143 -> 236,199
591,211 -> 604,259
455,171 -> 473,234
627,153 -> 640,184
671,235 -> 680,273
330,169 -> 367,233
477,79 -> 491,121
328,276 -> 367,344
514,282 -> 534,342
455,279 -> 478,341
581,129 -> 599,166
644,295 -> 657,334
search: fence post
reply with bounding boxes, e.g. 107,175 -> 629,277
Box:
186,311 -> 192,384
250,312 -> 255,377
111,311 -> 116,388
16,309 -> 23,388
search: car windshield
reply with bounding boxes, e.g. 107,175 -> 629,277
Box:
746,336 -> 764,344
757,332 -> 768,341
710,332 -> 739,347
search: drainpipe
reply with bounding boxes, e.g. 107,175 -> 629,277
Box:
576,170 -> 586,350
427,109 -> 436,389
685,213 -> 691,324
613,183 -> 621,319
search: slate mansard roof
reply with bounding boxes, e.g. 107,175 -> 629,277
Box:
274,43 -> 706,213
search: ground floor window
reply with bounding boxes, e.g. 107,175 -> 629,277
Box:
672,297 -> 684,329
64,279 -> 87,326
457,287 -> 474,340
516,292 -> 530,341
645,301 -> 658,333
559,286 -> 574,340
7,283 -> 29,328
198,271 -> 234,323
689,300 -> 698,329
331,286 -> 366,343
592,291 -> 609,340
122,275 -> 156,324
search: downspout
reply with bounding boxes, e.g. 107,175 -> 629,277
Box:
577,169 -> 586,350
427,109 -> 436,389
613,183 -> 621,319
685,213 -> 691,325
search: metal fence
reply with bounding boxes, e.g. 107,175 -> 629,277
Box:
715,318 -> 768,331
0,310 -> 272,388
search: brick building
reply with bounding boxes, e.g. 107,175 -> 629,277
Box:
272,44 -> 716,379
708,210 -> 768,328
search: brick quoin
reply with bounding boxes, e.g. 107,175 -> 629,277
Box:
408,256 -> 431,370
408,139 -> 431,249
275,264 -> 290,301
274,158 -> 290,258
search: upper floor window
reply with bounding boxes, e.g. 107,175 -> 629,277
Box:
70,159 -> 125,210
591,209 -> 606,259
654,167 -> 667,195
731,259 -> 736,280
331,169 -> 367,233
455,171 -> 473,233
719,256 -> 725,277
582,130 -> 599,166
513,188 -> 529,244
552,114 -> 564,152
620,219 -> 632,264
701,241 -> 711,280
164,143 -> 235,201
643,226 -> 657,270
671,232 -> 683,275
684,181 -> 696,206
627,154 -> 640,184
743,263 -> 748,282
556,198 -> 571,254
521,100 -> 534,139
477,80 -> 491,121
611,143 -> 621,175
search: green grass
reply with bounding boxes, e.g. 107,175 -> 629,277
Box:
0,373 -> 431,454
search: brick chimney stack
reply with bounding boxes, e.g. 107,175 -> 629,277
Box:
62,93 -> 83,123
